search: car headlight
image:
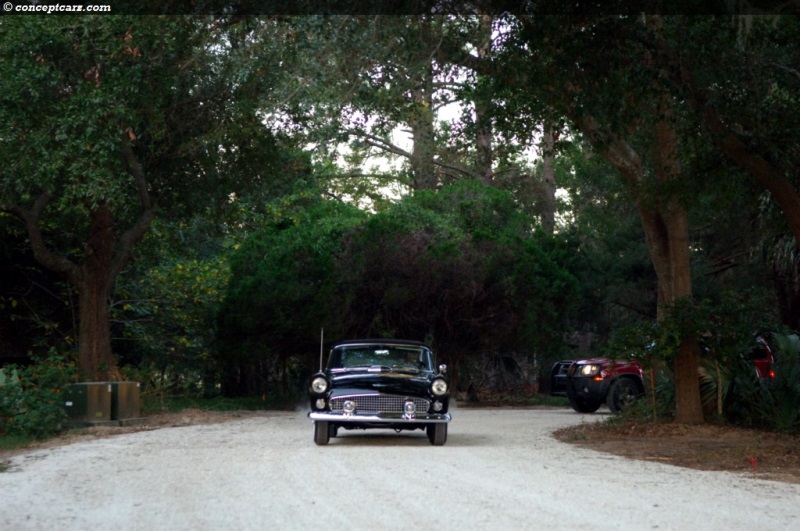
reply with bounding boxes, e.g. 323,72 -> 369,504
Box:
431,378 -> 448,396
310,376 -> 328,394
578,364 -> 601,376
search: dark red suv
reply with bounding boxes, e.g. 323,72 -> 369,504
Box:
551,336 -> 775,414
550,357 -> 645,413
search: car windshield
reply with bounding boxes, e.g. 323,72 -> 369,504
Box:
328,345 -> 433,371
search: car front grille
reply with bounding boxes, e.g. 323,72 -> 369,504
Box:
550,361 -> 575,396
330,394 -> 430,414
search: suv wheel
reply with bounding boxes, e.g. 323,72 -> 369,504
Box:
606,378 -> 639,413
567,393 -> 602,413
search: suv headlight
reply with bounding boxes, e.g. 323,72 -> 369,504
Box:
431,378 -> 448,396
310,376 -> 329,394
578,364 -> 601,376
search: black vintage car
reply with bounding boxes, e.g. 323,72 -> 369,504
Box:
307,339 -> 451,445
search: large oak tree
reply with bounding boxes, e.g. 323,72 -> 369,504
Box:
0,16 -> 280,379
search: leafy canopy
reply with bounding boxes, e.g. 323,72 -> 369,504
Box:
217,180 -> 579,396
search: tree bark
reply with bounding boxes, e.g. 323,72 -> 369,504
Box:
409,79 -> 437,190
408,18 -> 438,191
474,14 -> 494,186
653,102 -> 704,424
76,205 -> 120,381
539,123 -> 557,235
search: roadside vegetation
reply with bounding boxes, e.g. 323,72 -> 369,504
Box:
2,9 -> 799,446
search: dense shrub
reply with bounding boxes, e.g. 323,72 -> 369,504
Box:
217,180 -> 579,397
603,292 -> 795,429
217,190 -> 367,396
0,350 -> 77,439
724,333 -> 800,434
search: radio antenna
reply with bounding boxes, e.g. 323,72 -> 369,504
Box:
319,328 -> 324,371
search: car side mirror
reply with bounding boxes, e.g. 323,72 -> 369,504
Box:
439,364 -> 447,375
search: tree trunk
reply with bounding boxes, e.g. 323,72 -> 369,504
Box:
474,100 -> 493,185
409,83 -> 437,190
578,109 -> 704,424
76,205 -> 121,381
652,107 -> 703,424
539,123 -> 557,235
474,14 -> 494,186
631,184 -> 703,424
408,18 -> 437,191
77,277 -> 118,380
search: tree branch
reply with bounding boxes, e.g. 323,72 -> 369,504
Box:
767,60 -> 800,82
432,158 -> 481,181
656,37 -> 800,249
1,192 -> 81,284
348,130 -> 413,159
112,139 -> 156,281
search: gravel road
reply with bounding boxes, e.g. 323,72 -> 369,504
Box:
2,406 -> 799,530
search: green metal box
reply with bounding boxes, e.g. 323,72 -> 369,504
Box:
110,381 -> 141,420
63,382 -> 112,423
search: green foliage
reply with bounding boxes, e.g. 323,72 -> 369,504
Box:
218,179 -> 579,396
1,16 -> 296,224
0,218 -> 77,357
555,144 -> 658,337
108,130 -> 311,392
3,18 -> 182,214
1,16 -> 297,379
217,187 -> 367,396
0,433 -> 33,452
607,290 -> 794,428
602,320 -> 660,365
114,251 -> 230,396
0,351 -> 77,439
223,187 -> 367,343
606,394 -> 666,426
605,290 -> 780,368
660,290 -> 781,365
343,180 -> 579,360
273,16 -> 478,186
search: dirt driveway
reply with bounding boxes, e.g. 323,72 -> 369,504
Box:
2,406 -> 799,530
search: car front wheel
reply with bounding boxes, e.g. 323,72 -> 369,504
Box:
427,423 -> 447,446
314,421 -> 330,445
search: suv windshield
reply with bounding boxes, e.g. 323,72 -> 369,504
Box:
329,345 -> 433,371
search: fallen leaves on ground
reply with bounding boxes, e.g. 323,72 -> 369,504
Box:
553,419 -> 800,484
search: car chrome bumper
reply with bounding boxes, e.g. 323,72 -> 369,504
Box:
308,411 -> 451,424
